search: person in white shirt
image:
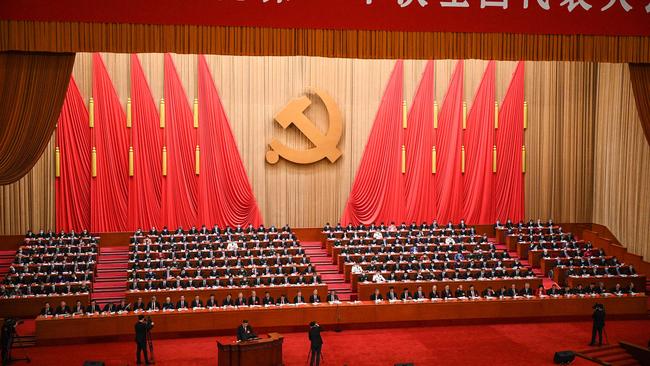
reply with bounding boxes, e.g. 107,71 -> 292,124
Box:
351,263 -> 363,275
226,241 -> 238,251
372,272 -> 386,283
373,231 -> 383,240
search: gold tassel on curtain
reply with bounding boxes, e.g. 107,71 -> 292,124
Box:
461,145 -> 465,174
523,101 -> 528,129
91,147 -> 97,177
89,97 -> 94,128
522,145 -> 527,173
494,100 -> 499,129
433,101 -> 438,129
195,145 -> 200,175
193,98 -> 199,128
162,146 -> 167,176
160,98 -> 165,128
492,145 -> 497,173
55,147 -> 60,178
128,146 -> 134,177
126,97 -> 132,128
402,100 -> 407,129
462,101 -> 467,129
432,146 -> 436,174
401,145 -> 406,174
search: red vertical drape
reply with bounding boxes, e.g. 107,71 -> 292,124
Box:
90,53 -> 129,232
341,60 -> 404,225
55,77 -> 91,232
495,61 -> 525,222
197,55 -> 262,227
463,61 -> 496,224
628,63 -> 650,146
404,60 -> 436,224
128,54 -> 163,231
162,54 -> 198,229
436,61 -> 464,223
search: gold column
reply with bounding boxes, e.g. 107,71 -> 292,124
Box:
522,145 -> 527,173
91,147 -> 97,178
461,145 -> 465,174
401,145 -> 406,174
162,146 -> 167,177
195,145 -> 200,175
128,146 -> 134,177
126,97 -> 132,128
160,98 -> 165,128
89,97 -> 94,128
55,147 -> 60,178
523,101 -> 528,129
432,146 -> 437,174
193,98 -> 199,129
494,100 -> 499,129
402,100 -> 407,129
492,145 -> 497,173
433,101 -> 438,129
462,101 -> 467,129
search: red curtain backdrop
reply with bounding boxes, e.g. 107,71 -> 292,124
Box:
404,60 -> 436,224
628,64 -> 650,146
197,55 -> 263,227
55,77 -> 91,231
127,54 -> 163,231
463,61 -> 496,224
495,61 -> 525,222
162,54 -> 198,229
436,61 -> 464,224
90,53 -> 129,232
341,60 -> 404,225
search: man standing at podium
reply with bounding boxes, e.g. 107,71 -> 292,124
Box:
308,321 -> 323,366
236,320 -> 257,342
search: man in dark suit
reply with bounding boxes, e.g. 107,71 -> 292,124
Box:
326,291 -> 340,302
294,291 -> 305,304
309,289 -> 321,304
55,300 -> 71,316
370,288 -> 383,301
262,292 -> 274,306
236,320 -> 257,341
191,295 -> 203,309
176,295 -> 189,309
147,296 -> 161,311
589,303 -> 606,346
308,321 -> 323,366
134,315 -> 153,364
248,291 -> 261,306
86,300 -> 102,314
40,302 -> 53,316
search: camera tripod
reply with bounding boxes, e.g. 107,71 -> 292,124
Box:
306,348 -> 324,366
2,332 -> 31,365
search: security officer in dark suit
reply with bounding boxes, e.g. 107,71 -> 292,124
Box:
134,315 -> 153,364
589,303 -> 606,346
308,321 -> 323,366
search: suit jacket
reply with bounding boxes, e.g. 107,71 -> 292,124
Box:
134,321 -> 150,344
86,304 -> 102,313
56,305 -> 71,315
294,295 -> 305,304
176,300 -> 189,309
370,293 -> 383,301
206,298 -> 218,307
308,325 -> 323,348
248,296 -> 260,306
162,302 -> 175,310
222,298 -> 235,306
262,296 -> 275,305
191,300 -> 203,308
40,306 -> 53,316
326,294 -> 340,302
236,324 -> 256,341
235,298 -> 247,306
310,295 -> 321,303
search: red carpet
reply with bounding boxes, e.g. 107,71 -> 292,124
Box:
20,319 -> 649,365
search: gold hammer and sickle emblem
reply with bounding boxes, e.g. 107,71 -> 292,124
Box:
266,88 -> 343,165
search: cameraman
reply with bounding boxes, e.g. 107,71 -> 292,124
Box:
590,303 -> 606,346
135,315 -> 153,364
1,318 -> 20,366
308,321 -> 323,366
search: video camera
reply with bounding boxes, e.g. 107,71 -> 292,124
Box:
592,303 -> 605,311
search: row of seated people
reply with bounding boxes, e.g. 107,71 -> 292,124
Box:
131,224 -> 296,241
327,230 -> 487,242
130,240 -> 303,256
348,256 -> 525,271
339,246 -> 506,259
355,268 -> 534,282
0,282 -> 90,297
0,230 -> 99,298
129,274 -> 323,290
130,262 -> 316,279
130,247 -> 305,263
129,253 -> 309,270
41,289 -> 341,317
323,220 -> 478,234
367,281 -> 642,301
495,218 -> 557,232
335,241 -> 496,254
514,232 -> 575,245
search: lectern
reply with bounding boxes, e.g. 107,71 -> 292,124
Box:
217,332 -> 283,366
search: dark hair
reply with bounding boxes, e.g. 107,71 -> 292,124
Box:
309,321 -> 316,327
138,315 -> 145,320
242,319 -> 249,323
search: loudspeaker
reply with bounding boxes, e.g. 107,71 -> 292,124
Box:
553,351 -> 575,364
83,361 -> 105,366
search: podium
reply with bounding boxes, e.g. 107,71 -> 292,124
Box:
217,333 -> 283,366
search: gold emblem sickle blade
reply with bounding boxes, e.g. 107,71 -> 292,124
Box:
266,87 -> 343,165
